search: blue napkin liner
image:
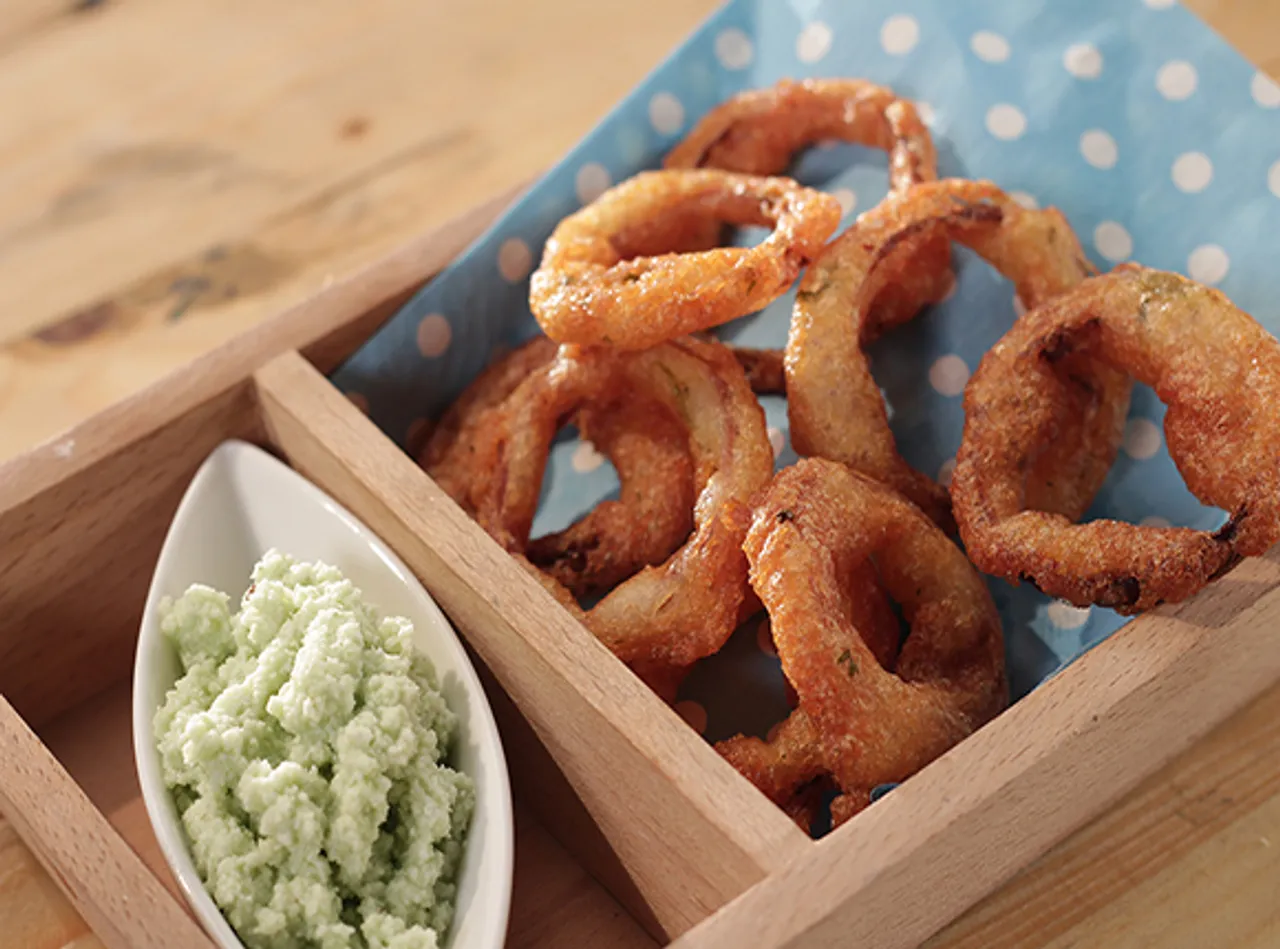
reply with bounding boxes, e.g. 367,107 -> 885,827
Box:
330,0 -> 1280,767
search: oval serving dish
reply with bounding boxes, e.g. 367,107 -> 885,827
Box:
132,439 -> 514,949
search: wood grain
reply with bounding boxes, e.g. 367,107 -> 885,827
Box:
0,0 -> 722,463
0,811 -> 657,949
253,349 -> 810,939
0,696 -> 217,949
669,548 -> 1280,949
928,681 -> 1280,949
0,677 -> 657,949
0,184 -> 519,728
0,817 -> 106,949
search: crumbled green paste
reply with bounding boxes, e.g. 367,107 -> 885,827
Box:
154,550 -> 474,949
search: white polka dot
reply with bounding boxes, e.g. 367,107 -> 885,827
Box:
1093,221 -> 1133,262
1123,418 -> 1162,460
830,187 -> 856,215
571,441 -> 604,473
985,104 -> 1027,140
797,20 -> 833,63
1013,293 -> 1027,317
1171,152 -> 1213,193
1253,72 -> 1280,108
767,426 -> 786,459
498,238 -> 532,283
1269,160 -> 1280,198
715,27 -> 755,70
575,162 -> 611,204
345,391 -> 369,414
929,355 -> 970,397
756,618 -> 776,656
1156,60 -> 1198,100
1080,129 -> 1118,169
1047,601 -> 1092,629
416,313 -> 452,358
1064,43 -> 1103,79
971,31 -> 1010,63
675,700 -> 707,734
649,92 -> 685,135
916,101 -> 937,127
937,458 -> 956,487
1141,515 -> 1173,529
1011,191 -> 1039,210
1144,0 -> 1175,7
880,14 -> 919,55
1187,244 -> 1230,285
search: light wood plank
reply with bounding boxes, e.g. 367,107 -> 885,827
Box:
928,679 -> 1280,949
0,818 -> 105,949
0,676 -> 657,949
2,0 -> 715,337
1044,797 -> 1280,949
0,129 -> 518,462
0,696 -> 216,949
0,185 -> 520,728
0,0 -> 721,462
508,817 -> 658,949
253,349 -> 811,939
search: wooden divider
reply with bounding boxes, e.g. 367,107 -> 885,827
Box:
253,350 -> 811,940
0,697 -> 216,949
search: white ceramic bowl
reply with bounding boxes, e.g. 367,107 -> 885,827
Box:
133,439 -> 513,949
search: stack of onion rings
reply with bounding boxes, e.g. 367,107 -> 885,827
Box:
429,335 -> 774,677
529,169 -> 841,350
952,264 -> 1280,613
787,179 -> 1131,529
415,74 -> 1280,839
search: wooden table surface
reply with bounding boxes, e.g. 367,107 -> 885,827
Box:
2,1 -> 1278,947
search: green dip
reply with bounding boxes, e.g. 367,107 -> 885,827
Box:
154,550 -> 474,949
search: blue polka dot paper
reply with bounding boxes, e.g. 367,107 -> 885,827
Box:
331,0 -> 1280,754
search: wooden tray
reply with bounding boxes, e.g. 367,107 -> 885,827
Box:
3,184 -> 1280,949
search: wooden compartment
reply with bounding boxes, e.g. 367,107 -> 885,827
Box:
4,188 -> 1280,949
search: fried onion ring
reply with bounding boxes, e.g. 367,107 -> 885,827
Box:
525,394 -> 696,597
788,179 -> 1131,529
952,265 -> 1280,613
424,338 -> 696,600
721,556 -> 902,830
460,336 -> 775,668
666,79 -> 934,185
666,77 -> 953,329
719,459 -> 1007,827
528,170 -> 842,350
421,336 -> 558,496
